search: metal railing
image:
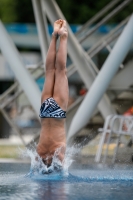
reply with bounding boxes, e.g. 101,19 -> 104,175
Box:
95,115 -> 133,164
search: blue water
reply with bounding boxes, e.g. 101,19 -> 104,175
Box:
0,163 -> 133,200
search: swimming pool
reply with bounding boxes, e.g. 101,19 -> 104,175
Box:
0,163 -> 133,200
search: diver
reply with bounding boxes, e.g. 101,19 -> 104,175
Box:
36,19 -> 69,171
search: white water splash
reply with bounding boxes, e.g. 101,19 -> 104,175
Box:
63,146 -> 80,176
19,145 -> 80,177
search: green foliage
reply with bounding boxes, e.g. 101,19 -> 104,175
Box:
0,145 -> 24,158
56,0 -> 133,24
0,0 -> 18,23
0,0 -> 133,24
0,0 -> 34,23
15,0 -> 35,23
56,0 -> 111,23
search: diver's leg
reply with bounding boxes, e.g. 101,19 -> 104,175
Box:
53,20 -> 69,111
48,20 -> 68,165
37,20 -> 68,170
41,20 -> 62,103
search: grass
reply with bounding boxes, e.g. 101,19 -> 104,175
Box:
0,145 -> 25,159
81,144 -> 117,156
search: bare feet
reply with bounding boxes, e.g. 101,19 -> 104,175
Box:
58,20 -> 68,37
53,19 -> 68,38
53,19 -> 63,36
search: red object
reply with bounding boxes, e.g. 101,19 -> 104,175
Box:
124,106 -> 133,116
79,88 -> 87,96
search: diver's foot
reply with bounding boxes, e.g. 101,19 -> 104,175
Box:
53,19 -> 63,36
58,20 -> 68,38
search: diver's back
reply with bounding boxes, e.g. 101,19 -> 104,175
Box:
37,118 -> 66,163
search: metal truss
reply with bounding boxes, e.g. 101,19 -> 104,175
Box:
0,0 -> 132,146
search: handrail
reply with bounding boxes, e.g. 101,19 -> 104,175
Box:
95,115 -> 133,163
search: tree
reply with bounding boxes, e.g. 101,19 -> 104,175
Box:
0,0 -> 132,24
0,0 -> 34,23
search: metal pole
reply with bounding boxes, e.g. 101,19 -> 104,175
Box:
76,0 -> 121,36
67,15 -> 133,142
0,21 -> 41,116
79,0 -> 132,43
88,17 -> 129,57
32,0 -> 49,62
0,108 -> 26,145
0,82 -> 18,102
112,119 -> 123,164
64,17 -> 129,79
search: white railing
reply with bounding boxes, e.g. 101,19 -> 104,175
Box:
95,115 -> 133,164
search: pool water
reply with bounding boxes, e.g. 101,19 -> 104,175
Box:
0,163 -> 133,200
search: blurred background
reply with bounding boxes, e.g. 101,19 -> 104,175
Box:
0,0 -> 133,164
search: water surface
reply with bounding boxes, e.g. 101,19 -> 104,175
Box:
0,163 -> 133,200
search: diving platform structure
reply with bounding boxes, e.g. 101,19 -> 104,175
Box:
0,0 -> 133,148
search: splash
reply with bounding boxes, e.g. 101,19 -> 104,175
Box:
19,145 -> 80,177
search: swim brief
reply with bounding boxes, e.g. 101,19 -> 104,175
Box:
39,97 -> 66,118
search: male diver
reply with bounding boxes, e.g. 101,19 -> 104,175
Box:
37,19 -> 69,170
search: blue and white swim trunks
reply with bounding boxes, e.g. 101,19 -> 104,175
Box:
39,97 -> 66,118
